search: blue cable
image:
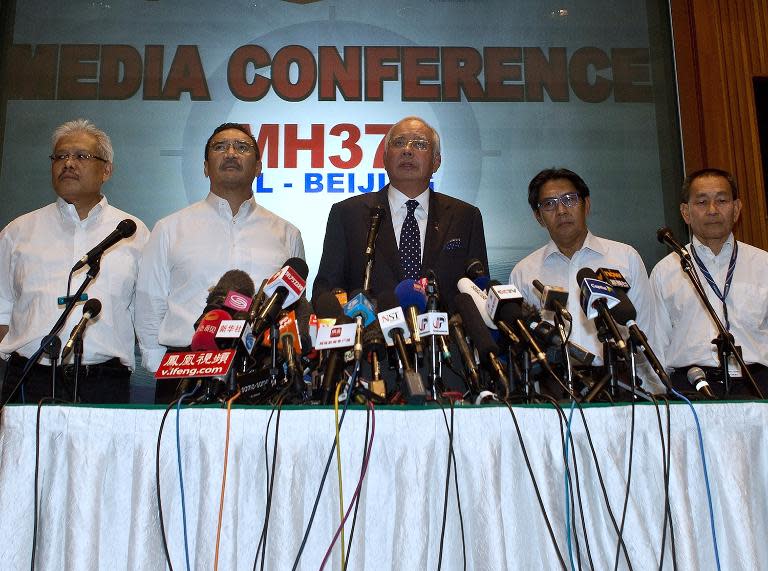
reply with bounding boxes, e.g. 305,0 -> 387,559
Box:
176,389 -> 197,571
563,399 -> 577,571
670,388 -> 721,570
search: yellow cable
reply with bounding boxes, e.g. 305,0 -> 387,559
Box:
214,390 -> 241,571
333,380 -> 346,571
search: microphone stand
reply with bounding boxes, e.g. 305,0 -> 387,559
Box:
674,252 -> 764,399
552,310 -> 574,400
73,336 -> 83,403
36,259 -> 101,401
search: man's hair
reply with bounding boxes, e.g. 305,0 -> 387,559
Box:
205,123 -> 261,161
681,168 -> 739,203
527,168 -> 590,211
51,119 -> 114,163
384,116 -> 441,158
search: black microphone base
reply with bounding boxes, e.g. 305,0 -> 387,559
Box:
401,370 -> 428,405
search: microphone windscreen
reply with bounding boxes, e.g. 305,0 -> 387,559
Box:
83,298 -> 102,318
464,258 -> 486,280
394,279 -> 428,312
473,275 -> 491,291
283,257 -> 310,280
453,292 -> 500,363
656,227 -> 672,244
117,218 -> 138,238
496,300 -> 525,324
362,321 -> 387,360
312,291 -> 344,320
609,288 -> 638,325
576,267 -> 597,286
206,269 -> 256,305
191,308 -> 230,351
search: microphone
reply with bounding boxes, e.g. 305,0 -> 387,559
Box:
191,308 -> 231,351
687,366 -> 717,399
394,279 -> 428,356
343,290 -> 376,362
279,314 -> 303,395
657,227 -> 691,262
576,268 -> 629,359
448,313 -> 481,394
422,269 -> 451,360
61,298 -> 102,360
532,279 -> 571,321
465,258 -> 490,291
377,291 -> 427,403
312,291 -> 352,404
197,269 -> 256,327
454,293 -> 508,397
364,205 -> 385,257
250,258 -> 309,341
496,302 -> 547,362
72,219 -> 137,271
596,268 -> 631,291
362,320 -> 388,399
456,277 -> 497,329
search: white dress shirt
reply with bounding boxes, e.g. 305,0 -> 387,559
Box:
135,193 -> 305,371
388,185 -> 429,256
0,197 -> 149,368
650,234 -> 768,370
510,232 -> 657,372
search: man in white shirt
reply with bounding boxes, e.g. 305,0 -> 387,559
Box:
0,119 -> 149,404
650,168 -> 768,398
135,123 -> 304,402
511,168 -> 660,397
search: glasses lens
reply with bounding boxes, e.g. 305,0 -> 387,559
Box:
390,137 -> 406,149
540,198 -> 557,211
411,139 -> 429,151
562,192 -> 580,207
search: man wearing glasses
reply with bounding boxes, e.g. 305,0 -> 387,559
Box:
510,168 -> 657,394
135,123 -> 304,397
650,168 -> 768,397
313,116 -> 488,307
0,119 -> 149,403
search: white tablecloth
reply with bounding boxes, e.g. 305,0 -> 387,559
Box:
0,402 -> 765,570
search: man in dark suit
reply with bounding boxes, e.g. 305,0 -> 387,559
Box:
313,116 -> 488,308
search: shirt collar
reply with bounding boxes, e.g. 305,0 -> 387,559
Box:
388,185 -> 430,215
205,191 -> 256,220
543,230 -> 603,260
56,195 -> 107,225
691,233 -> 735,260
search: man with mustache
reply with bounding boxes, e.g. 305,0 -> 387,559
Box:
135,123 -> 304,401
510,168 -> 658,396
650,168 -> 768,398
313,116 -> 488,307
0,119 -> 149,403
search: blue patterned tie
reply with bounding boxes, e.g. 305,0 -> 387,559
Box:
399,199 -> 422,280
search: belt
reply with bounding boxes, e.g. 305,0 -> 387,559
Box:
8,353 -> 129,377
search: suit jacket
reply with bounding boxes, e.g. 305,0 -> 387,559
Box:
313,186 -> 489,309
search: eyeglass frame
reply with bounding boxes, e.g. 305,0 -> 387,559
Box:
388,136 -> 431,151
537,191 -> 583,212
50,152 -> 108,164
208,139 -> 258,155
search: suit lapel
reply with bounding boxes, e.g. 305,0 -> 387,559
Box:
373,186 -> 401,279
422,191 -> 450,271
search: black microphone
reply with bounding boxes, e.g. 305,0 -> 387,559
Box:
532,279 -> 571,321
364,205 -> 385,257
61,298 -> 102,360
576,268 -> 630,359
657,227 -> 691,262
448,313 -> 481,393
687,366 -> 717,400
454,293 -> 508,397
250,257 -> 309,341
72,219 -> 137,271
313,291 -> 352,404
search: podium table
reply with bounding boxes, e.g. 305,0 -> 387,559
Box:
0,401 -> 765,569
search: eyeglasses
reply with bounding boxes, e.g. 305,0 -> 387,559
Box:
50,152 -> 107,163
538,191 -> 581,212
388,137 -> 431,151
209,140 -> 256,155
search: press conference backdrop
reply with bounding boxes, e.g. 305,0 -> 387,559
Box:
0,0 -> 683,289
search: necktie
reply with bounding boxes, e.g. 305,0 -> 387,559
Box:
399,199 -> 422,280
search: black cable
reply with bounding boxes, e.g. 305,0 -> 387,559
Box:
613,394 -> 637,571
436,401 -> 455,571
504,401 -> 568,570
342,401 -> 372,571
254,396 -> 284,571
31,397 -> 67,571
291,369 -> 358,571
156,398 -> 181,571
574,403 -> 634,570
652,395 -> 677,571
436,400 -> 467,571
